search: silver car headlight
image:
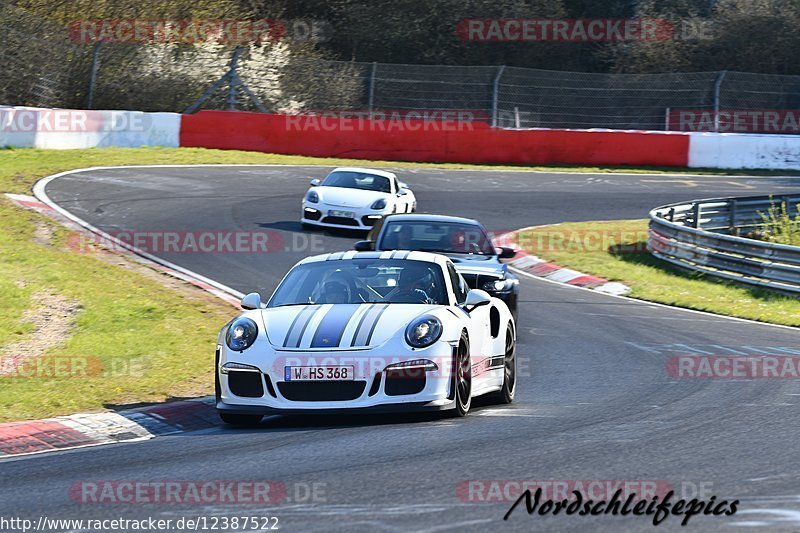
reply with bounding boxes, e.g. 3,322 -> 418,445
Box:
225,317 -> 258,352
405,315 -> 442,348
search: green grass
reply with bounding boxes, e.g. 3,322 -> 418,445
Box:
516,220 -> 800,327
0,147 -> 795,422
756,202 -> 800,246
0,200 -> 237,422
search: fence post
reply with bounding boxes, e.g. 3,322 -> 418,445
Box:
226,46 -> 242,111
712,70 -> 727,132
367,62 -> 377,119
85,41 -> 105,109
185,46 -> 267,114
491,65 -> 506,128
729,199 -> 738,235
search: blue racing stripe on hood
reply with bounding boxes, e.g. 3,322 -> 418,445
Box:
310,304 -> 360,348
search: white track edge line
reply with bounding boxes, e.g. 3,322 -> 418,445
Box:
33,169 -> 245,301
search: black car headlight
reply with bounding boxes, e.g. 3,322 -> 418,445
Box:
306,190 -> 319,203
482,279 -> 514,292
370,198 -> 387,210
405,315 -> 442,348
225,317 -> 258,352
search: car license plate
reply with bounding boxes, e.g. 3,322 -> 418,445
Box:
328,210 -> 355,218
284,366 -> 355,381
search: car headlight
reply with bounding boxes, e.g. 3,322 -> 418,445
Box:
306,190 -> 319,203
370,198 -> 387,210
225,317 -> 258,352
482,279 -> 514,292
405,315 -> 442,348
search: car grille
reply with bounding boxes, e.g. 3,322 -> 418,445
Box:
304,209 -> 322,221
321,216 -> 360,227
277,381 -> 367,401
459,273 -> 501,290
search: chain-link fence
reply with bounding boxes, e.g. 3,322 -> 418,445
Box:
4,12 -> 800,134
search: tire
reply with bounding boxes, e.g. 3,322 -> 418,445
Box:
489,323 -> 516,404
451,330 -> 472,417
219,413 -> 263,426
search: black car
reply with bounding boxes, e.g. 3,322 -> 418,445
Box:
355,214 -> 519,316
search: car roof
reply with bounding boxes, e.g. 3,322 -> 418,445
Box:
299,250 -> 449,266
380,213 -> 482,226
329,167 -> 397,179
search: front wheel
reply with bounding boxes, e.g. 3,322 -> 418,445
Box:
219,413 -> 263,426
489,323 -> 516,404
452,331 -> 472,417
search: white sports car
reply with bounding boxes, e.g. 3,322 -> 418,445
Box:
301,167 -> 416,230
215,251 -> 516,424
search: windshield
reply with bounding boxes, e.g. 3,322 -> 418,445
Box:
322,171 -> 392,193
268,258 -> 448,307
378,221 -> 495,255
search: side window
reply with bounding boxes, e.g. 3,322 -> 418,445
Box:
447,262 -> 468,305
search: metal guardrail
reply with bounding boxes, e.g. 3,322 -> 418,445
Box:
648,194 -> 800,294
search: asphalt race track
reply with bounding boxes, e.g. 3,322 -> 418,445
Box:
2,166 -> 800,532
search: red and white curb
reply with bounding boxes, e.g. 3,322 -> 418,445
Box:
495,229 -> 631,296
0,397 -> 216,458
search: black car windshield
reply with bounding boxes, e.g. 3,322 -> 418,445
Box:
268,258 -> 448,307
322,171 -> 392,193
378,221 -> 496,255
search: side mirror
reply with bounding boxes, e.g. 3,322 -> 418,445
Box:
354,240 -> 374,252
397,189 -> 408,196
464,289 -> 491,311
497,247 -> 516,259
310,178 -> 320,187
240,292 -> 263,310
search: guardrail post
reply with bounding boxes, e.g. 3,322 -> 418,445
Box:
669,207 -> 675,222
729,199 -> 738,236
692,203 -> 701,229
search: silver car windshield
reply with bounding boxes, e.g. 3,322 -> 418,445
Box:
268,259 -> 448,307
379,221 -> 495,255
